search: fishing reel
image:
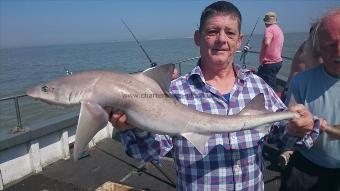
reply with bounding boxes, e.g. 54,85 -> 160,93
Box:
243,45 -> 250,52
240,45 -> 251,69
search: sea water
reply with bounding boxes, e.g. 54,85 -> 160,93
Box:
0,32 -> 308,131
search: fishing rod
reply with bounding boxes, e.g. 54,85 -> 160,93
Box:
121,19 -> 157,67
245,16 -> 260,48
240,16 -> 260,68
121,19 -> 202,75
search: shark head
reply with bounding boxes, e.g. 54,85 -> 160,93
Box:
26,77 -> 85,106
27,82 -> 65,106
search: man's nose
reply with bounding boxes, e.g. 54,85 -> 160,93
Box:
217,32 -> 228,42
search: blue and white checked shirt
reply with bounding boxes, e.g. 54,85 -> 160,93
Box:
120,63 -> 319,191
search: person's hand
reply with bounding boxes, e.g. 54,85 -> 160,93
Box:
104,68 -> 178,131
319,117 -> 327,132
172,67 -> 180,80
287,104 -> 314,137
104,107 -> 136,131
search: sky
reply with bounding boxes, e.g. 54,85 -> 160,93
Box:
0,0 -> 339,48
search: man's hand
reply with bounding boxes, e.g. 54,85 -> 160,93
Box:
287,104 -> 314,137
172,67 -> 180,79
104,107 -> 135,131
319,118 -> 327,132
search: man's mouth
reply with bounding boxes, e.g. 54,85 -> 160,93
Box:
213,48 -> 228,52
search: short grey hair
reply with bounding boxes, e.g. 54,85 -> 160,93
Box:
313,8 -> 340,54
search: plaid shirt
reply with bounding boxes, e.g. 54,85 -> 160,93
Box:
120,63 -> 319,191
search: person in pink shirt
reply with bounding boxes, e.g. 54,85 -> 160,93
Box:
258,11 -> 284,92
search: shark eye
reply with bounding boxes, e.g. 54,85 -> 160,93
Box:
41,85 -> 49,92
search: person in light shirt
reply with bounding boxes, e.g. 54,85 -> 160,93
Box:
281,8 -> 340,191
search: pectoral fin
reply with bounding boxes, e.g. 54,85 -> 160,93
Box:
73,101 -> 109,161
181,133 -> 211,155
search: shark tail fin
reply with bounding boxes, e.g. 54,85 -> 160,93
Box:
325,124 -> 340,140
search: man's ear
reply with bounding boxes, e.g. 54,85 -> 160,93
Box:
194,30 -> 200,46
237,34 -> 244,49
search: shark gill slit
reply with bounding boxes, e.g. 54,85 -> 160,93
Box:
68,91 -> 73,102
242,120 -> 247,130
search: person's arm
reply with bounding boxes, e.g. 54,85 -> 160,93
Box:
107,68 -> 180,162
107,109 -> 173,162
120,129 -> 173,162
262,27 -> 273,49
263,36 -> 272,47
276,106 -> 320,150
259,29 -> 273,64
267,111 -> 320,150
269,76 -> 320,150
266,111 -> 320,150
286,42 -> 306,89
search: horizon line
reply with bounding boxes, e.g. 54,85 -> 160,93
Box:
0,31 -> 308,50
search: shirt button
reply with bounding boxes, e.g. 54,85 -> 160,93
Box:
234,165 -> 240,172
236,184 -> 242,189
231,135 -> 237,140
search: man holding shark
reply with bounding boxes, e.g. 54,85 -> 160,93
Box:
109,1 -> 320,190
26,1 -> 329,190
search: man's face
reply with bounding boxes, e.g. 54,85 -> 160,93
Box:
194,14 -> 243,66
318,15 -> 340,76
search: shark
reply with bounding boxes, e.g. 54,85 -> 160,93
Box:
27,64 -> 301,161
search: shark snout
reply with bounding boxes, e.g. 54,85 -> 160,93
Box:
26,87 -> 36,97
26,86 -> 41,99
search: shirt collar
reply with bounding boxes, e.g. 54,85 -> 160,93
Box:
188,59 -> 253,84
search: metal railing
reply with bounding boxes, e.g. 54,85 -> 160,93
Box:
2,60 -> 197,133
0,94 -> 28,132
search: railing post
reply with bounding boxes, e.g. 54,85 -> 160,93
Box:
14,96 -> 23,129
0,94 -> 27,132
10,96 -> 27,133
178,63 -> 182,75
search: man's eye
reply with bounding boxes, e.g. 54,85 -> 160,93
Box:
226,32 -> 237,39
227,31 -> 236,36
207,30 -> 218,36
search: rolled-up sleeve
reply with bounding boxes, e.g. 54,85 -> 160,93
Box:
279,117 -> 320,149
271,74 -> 321,150
120,129 -> 173,162
267,116 -> 320,150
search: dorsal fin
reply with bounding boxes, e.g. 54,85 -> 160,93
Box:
141,64 -> 175,94
238,93 -> 269,116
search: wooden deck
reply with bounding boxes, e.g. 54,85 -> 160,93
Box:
4,138 -> 284,191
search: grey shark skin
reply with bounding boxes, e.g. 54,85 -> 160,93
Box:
324,125 -> 340,140
27,64 -> 299,161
